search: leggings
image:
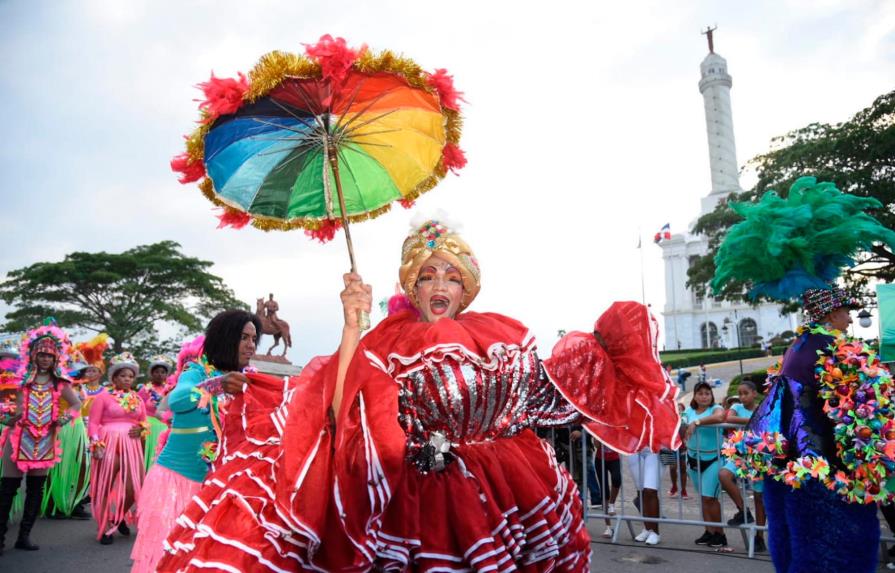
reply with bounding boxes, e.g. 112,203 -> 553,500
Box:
595,458 -> 621,503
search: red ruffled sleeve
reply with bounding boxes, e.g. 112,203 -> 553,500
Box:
543,301 -> 681,454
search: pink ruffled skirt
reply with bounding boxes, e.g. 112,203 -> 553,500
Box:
90,422 -> 145,539
131,464 -> 201,573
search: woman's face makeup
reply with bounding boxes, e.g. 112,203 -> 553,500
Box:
414,254 -> 463,323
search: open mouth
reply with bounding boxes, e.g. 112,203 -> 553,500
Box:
429,295 -> 451,316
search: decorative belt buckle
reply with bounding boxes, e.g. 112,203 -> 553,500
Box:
412,431 -> 454,474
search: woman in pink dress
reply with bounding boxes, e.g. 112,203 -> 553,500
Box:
88,352 -> 147,545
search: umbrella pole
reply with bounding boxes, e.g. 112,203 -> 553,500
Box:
328,146 -> 370,330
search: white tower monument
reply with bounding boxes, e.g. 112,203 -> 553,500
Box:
659,28 -> 798,350
698,27 -> 742,212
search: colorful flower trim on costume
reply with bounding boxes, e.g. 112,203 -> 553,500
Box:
795,323 -> 842,338
724,331 -> 895,504
198,440 -> 219,466
111,389 -> 142,413
188,355 -> 224,467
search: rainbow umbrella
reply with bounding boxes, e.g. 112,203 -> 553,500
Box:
173,35 -> 466,275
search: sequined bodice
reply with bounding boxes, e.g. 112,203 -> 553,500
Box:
392,343 -> 579,447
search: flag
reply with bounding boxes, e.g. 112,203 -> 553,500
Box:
653,223 -> 671,244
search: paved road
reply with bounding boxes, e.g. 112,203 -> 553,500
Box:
0,510 -> 777,573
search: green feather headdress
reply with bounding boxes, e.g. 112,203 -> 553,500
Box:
711,176 -> 895,301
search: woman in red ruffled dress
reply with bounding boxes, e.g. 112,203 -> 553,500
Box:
158,219 -> 681,572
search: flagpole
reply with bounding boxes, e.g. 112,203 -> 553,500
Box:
638,228 -> 646,305
669,254 -> 680,349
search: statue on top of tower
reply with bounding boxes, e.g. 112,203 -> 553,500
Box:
702,25 -> 717,53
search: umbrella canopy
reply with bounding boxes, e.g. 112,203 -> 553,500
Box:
173,35 -> 466,241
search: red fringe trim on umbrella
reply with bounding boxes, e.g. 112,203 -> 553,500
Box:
304,218 -> 342,243
399,198 -> 416,209
425,68 -> 464,111
304,34 -> 365,83
442,143 -> 467,174
197,72 -> 250,122
215,208 -> 252,229
171,152 -> 206,183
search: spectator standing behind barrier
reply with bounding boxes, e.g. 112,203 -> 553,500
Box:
682,381 -> 727,548
676,368 -> 692,392
661,403 -> 689,499
570,427 -> 600,507
593,439 -> 622,539
718,379 -> 767,553
698,364 -> 707,384
626,449 -> 661,545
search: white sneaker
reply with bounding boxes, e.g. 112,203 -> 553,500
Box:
602,526 -> 613,538
607,503 -> 616,515
634,529 -> 650,542
645,531 -> 661,545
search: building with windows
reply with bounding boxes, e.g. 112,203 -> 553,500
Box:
660,31 -> 800,350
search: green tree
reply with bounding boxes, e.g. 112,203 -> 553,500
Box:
0,241 -> 247,352
688,89 -> 895,305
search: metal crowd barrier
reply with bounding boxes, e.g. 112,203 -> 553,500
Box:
544,423 -> 768,558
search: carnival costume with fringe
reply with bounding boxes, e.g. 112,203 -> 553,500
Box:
132,336 -> 219,573
716,177 -> 895,572
88,352 -> 147,541
41,333 -> 110,519
157,220 -> 681,572
0,322 -> 81,553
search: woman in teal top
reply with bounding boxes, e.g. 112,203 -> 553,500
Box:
154,361 -> 219,482
682,380 -> 726,548
130,310 -> 260,573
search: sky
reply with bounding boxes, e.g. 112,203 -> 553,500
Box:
1,0 -> 893,364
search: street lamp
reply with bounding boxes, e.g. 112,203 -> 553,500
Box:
721,320 -> 744,376
857,309 -> 872,329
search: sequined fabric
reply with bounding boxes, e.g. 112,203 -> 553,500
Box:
391,340 -> 580,466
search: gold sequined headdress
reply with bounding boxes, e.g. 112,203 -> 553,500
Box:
399,220 -> 481,312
